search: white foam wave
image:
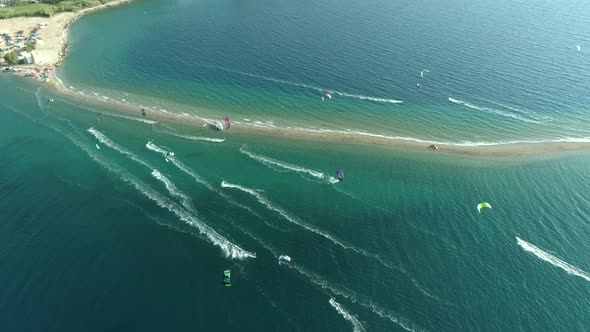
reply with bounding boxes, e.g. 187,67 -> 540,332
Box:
516,237 -> 590,282
151,169 -> 195,213
240,146 -> 327,180
448,97 -> 542,124
329,298 -> 366,332
219,67 -> 403,104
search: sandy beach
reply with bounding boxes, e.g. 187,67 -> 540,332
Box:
3,0 -> 589,158
45,80 -> 590,158
0,0 -> 129,67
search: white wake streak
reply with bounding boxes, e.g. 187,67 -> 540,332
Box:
240,146 -> 336,182
151,169 -> 195,213
448,97 -> 541,124
329,298 -> 367,332
233,224 -> 423,332
89,128 -> 197,212
53,128 -> 249,259
88,127 -> 152,169
146,141 -> 268,223
221,181 -> 355,250
516,237 -> 590,282
222,67 -> 403,104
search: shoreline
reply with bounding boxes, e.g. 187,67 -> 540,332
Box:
3,1 -> 590,158
43,79 -> 590,158
0,0 -> 130,68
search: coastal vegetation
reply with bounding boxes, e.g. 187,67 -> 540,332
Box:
3,51 -> 17,65
0,0 -> 117,19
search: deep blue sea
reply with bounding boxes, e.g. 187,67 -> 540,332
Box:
1,0 -> 590,331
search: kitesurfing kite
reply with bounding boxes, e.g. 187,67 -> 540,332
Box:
223,270 -> 231,287
337,169 -> 344,181
577,45 -> 582,52
420,69 -> 430,78
321,92 -> 332,102
477,202 -> 492,213
278,255 -> 292,264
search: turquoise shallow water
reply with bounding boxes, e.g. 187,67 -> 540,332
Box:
2,0 -> 590,331
59,0 -> 590,144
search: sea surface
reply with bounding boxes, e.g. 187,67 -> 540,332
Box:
1,0 -> 590,331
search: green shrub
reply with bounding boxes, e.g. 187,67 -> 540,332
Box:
3,52 -> 18,65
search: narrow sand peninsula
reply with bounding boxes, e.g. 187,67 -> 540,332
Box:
0,0 -> 129,67
48,82 -> 590,158
5,1 -> 588,158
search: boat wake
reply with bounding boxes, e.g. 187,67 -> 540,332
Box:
448,97 -> 543,124
240,146 -> 339,183
217,66 -> 403,104
516,237 -> 590,282
329,298 -> 367,332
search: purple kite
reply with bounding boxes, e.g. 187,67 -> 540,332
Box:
337,169 -> 344,181
224,116 -> 231,130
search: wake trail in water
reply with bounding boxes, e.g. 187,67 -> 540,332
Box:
516,237 -> 590,282
485,100 -> 553,122
151,169 -> 195,213
221,181 -> 359,250
145,141 -> 285,230
233,224 -> 422,332
152,127 -> 225,142
220,180 -> 437,301
448,97 -> 542,124
217,66 -> 403,104
14,113 -> 253,259
88,127 -> 152,169
329,298 -> 367,332
240,146 -> 338,183
88,128 -> 199,213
